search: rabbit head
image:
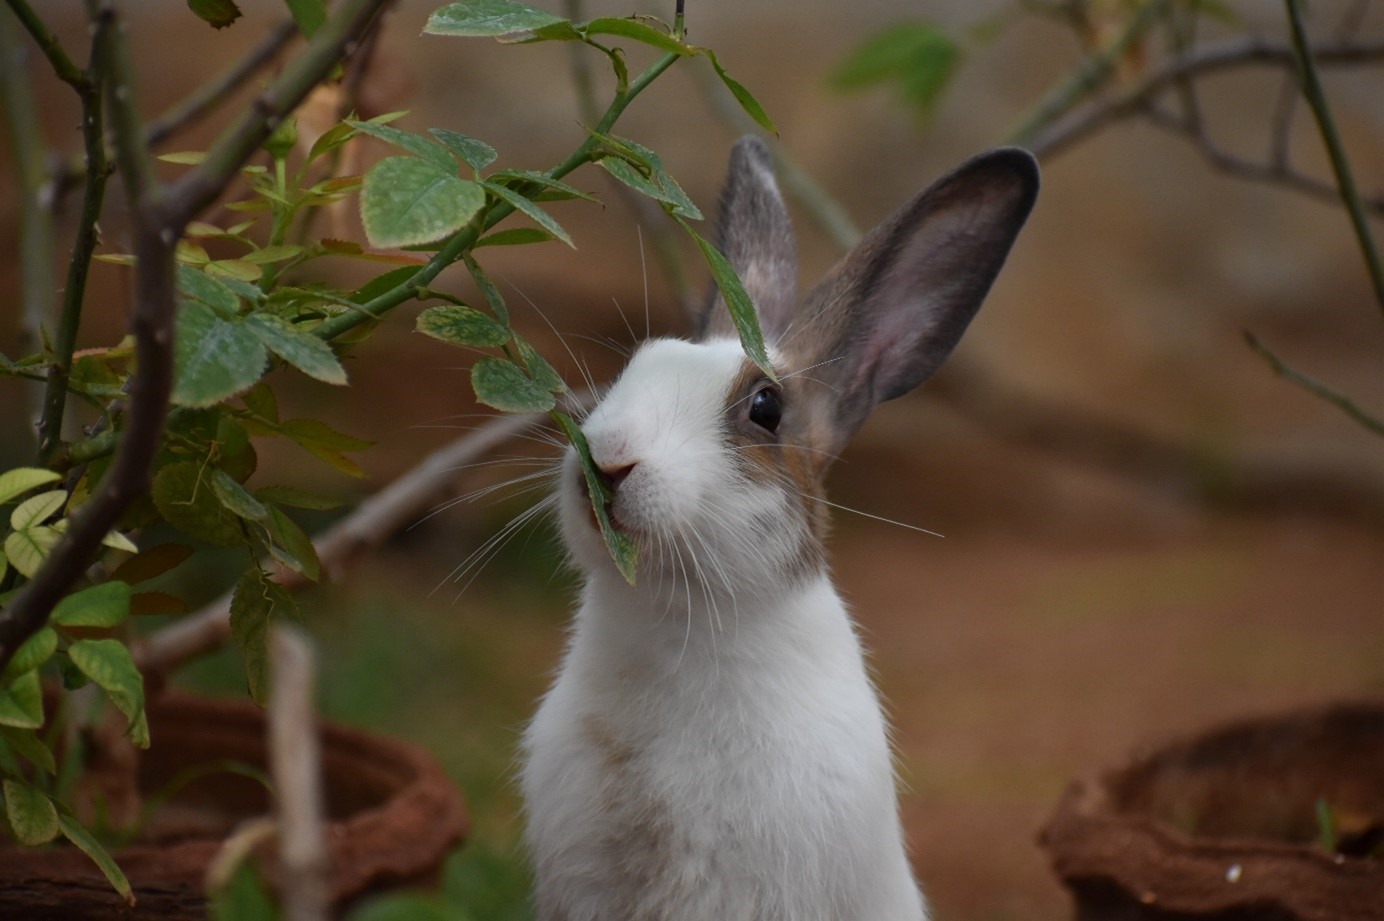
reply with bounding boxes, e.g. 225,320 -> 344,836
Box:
559,138 -> 1038,599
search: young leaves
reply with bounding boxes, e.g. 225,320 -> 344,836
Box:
830,23 -> 960,123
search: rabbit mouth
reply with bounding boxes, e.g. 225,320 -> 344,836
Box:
575,465 -> 628,536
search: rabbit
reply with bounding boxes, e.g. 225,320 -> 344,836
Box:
520,136 -> 1039,921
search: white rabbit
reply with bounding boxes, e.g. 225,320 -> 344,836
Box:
520,137 -> 1038,921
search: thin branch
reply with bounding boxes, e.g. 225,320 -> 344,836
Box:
1284,0 -> 1384,315
2,0 -> 83,87
37,9 -> 113,464
269,625 -> 328,921
1245,332 -> 1384,438
134,410 -> 547,677
145,18 -> 298,150
0,0 -> 392,676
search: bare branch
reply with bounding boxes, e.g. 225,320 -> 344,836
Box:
270,625 -> 328,921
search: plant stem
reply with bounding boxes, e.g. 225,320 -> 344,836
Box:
1284,0 -> 1384,315
1007,0 -> 1170,147
1245,332 -> 1384,437
36,9 -> 112,465
3,0 -> 83,87
312,48 -> 683,343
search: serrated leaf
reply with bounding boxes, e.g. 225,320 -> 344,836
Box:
416,304 -> 511,347
241,245 -> 304,265
515,335 -> 565,393
679,220 -> 775,380
471,357 -> 555,413
152,461 -> 245,547
428,128 -> 498,171
277,418 -> 372,478
254,485 -> 343,511
263,506 -> 320,582
5,526 -> 62,578
347,120 -> 456,172
109,543 -> 195,585
554,411 -> 637,584
58,811 -> 134,906
205,259 -> 262,282
283,0 -> 326,37
172,301 -> 269,408
462,253 -> 509,325
2,628 -> 56,681
243,313 -> 347,385
477,227 -> 554,248
242,382 -> 279,424
483,181 -> 574,247
424,0 -> 565,37
229,570 -> 297,705
0,468 -> 61,505
705,49 -> 777,135
0,672 -> 42,729
585,17 -> 691,54
598,157 -> 701,220
0,727 -> 55,775
210,469 -> 269,522
52,581 -> 131,629
360,157 -> 486,249
176,264 -> 241,318
4,779 -> 58,845
67,639 -> 149,748
490,169 -> 598,203
10,489 -> 65,530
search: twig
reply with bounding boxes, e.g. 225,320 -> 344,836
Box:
1244,332 -> 1384,438
0,0 -> 392,676
2,0 -> 83,87
1284,0 -> 1384,315
269,625 -> 328,921
1008,0 -> 1172,148
134,410 -> 547,677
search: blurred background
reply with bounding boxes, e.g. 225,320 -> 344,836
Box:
2,1 -> 1383,918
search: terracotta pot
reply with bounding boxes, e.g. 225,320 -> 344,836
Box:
0,691 -> 467,920
1040,701 -> 1384,921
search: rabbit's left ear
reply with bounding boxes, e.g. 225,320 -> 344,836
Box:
698,136 -> 797,343
791,148 -> 1039,450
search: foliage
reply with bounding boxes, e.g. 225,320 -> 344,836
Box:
0,0 -> 772,905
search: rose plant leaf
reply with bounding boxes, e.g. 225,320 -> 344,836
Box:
360,156 -> 485,249
470,356 -> 555,413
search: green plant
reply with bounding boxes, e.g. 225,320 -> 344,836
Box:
0,0 -> 773,907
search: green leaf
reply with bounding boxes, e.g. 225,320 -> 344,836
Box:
108,543 -> 195,585
277,419 -> 373,478
350,894 -> 454,921
177,264 -> 241,318
678,220 -> 775,380
360,157 -> 486,249
424,0 -> 565,38
515,335 -> 564,393
152,461 -> 245,547
229,570 -> 297,705
416,304 -> 511,347
4,778 -> 58,845
585,17 -> 690,54
172,301 -> 269,408
0,671 -> 42,729
58,811 -> 135,906
428,128 -> 497,171
2,628 -> 56,681
187,0 -> 242,29
704,49 -> 777,135
0,727 -> 55,775
482,181 -> 574,247
10,489 -> 65,530
476,227 -> 554,248
554,411 -> 637,583
242,382 -> 279,424
209,862 -> 279,921
0,468 -> 61,505
253,485 -> 343,512
471,357 -> 555,413
243,313 -> 347,385
67,639 -> 149,748
101,530 -> 138,554
829,22 -> 958,120
490,169 -> 598,202
347,120 -> 456,173
599,157 -> 701,220
463,254 -> 509,325
52,582 -> 131,629
263,506 -> 320,582
241,245 -> 304,266
4,526 -> 63,579
210,469 -> 269,522
283,0 -> 326,37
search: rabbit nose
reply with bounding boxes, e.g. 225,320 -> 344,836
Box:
595,461 -> 636,496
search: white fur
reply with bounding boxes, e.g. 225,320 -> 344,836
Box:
521,338 -> 927,921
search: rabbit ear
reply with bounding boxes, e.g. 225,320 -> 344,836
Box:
791,148 -> 1039,450
697,136 -> 797,342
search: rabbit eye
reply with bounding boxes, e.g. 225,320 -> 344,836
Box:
748,386 -> 782,433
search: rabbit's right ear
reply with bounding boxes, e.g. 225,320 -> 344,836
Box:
697,136 -> 797,343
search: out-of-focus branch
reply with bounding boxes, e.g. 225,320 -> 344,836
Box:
1245,333 -> 1384,438
134,411 -> 548,679
269,625 -> 327,921
0,0 -> 392,676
